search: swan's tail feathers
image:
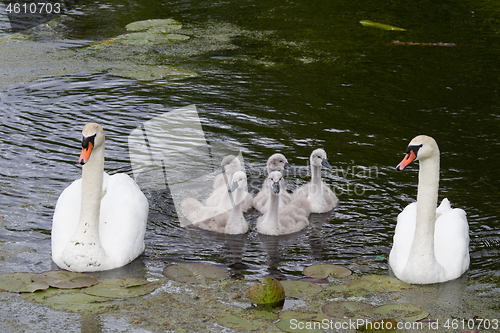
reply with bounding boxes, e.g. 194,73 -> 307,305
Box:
436,198 -> 452,219
437,198 -> 451,211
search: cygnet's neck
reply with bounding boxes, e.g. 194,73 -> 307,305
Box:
225,187 -> 248,234
265,188 -> 281,230
309,163 -> 323,197
74,144 -> 105,244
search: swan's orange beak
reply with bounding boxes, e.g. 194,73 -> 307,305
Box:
79,141 -> 93,165
396,150 -> 417,171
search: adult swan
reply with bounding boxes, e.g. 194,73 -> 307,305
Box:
389,135 -> 469,284
52,123 -> 149,272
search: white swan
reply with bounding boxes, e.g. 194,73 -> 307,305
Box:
256,171 -> 310,235
293,148 -> 338,213
205,155 -> 252,211
182,171 -> 249,234
253,153 -> 292,213
52,123 -> 149,272
389,135 -> 469,284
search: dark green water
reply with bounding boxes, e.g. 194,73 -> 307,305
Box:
1,0 -> 499,329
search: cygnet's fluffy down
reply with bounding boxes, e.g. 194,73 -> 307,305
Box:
205,155 -> 253,212
253,153 -> 292,213
181,171 -> 249,234
256,171 -> 310,236
293,148 -> 338,213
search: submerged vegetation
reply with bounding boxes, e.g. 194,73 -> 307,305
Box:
0,264 -> 444,332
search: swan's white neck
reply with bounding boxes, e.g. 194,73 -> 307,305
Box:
403,152 -> 444,280
74,144 -> 105,245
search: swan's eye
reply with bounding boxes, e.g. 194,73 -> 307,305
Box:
82,134 -> 96,149
406,144 -> 423,156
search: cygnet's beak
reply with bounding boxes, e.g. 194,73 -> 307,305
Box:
284,162 -> 291,170
79,134 -> 96,165
228,180 -> 239,193
321,158 -> 332,169
272,181 -> 280,194
214,165 -> 225,175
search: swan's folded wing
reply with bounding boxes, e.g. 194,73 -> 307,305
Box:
99,173 -> 149,262
52,178 -> 83,259
434,207 -> 469,278
389,202 -> 417,272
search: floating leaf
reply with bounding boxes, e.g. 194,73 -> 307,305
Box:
217,314 -> 266,330
324,285 -> 348,293
325,283 -> 371,298
360,20 -> 407,31
112,32 -> 189,45
374,303 -> 428,322
362,275 -> 413,290
250,310 -> 279,320
110,65 -> 197,81
163,263 -> 230,283
299,277 -> 329,284
322,301 -> 374,318
21,287 -> 67,302
32,270 -> 98,289
303,264 -> 351,279
21,288 -> 114,312
280,280 -> 323,298
148,25 -> 182,34
0,272 -> 49,293
83,278 -> 157,298
246,277 -> 285,306
277,311 -> 328,333
125,19 -> 182,32
358,318 -> 399,331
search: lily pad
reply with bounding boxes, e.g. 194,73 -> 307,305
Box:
303,264 -> 352,279
246,277 -> 285,306
32,270 -> 98,289
249,310 -> 279,320
277,311 -> 328,333
163,263 -> 230,283
324,284 -> 371,298
374,303 -> 428,322
217,314 -> 266,330
280,280 -> 323,298
299,277 -> 329,284
83,278 -> 156,298
322,301 -> 374,319
0,272 -> 49,293
125,19 -> 182,32
148,25 -> 182,34
110,65 -> 197,81
21,288 -> 113,312
112,32 -> 189,45
360,20 -> 407,31
362,275 -> 413,290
